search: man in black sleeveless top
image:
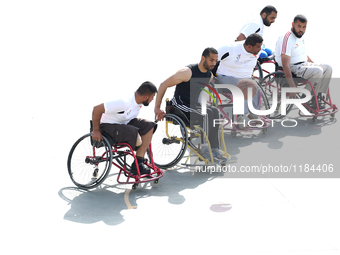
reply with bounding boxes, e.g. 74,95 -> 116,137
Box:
154,47 -> 227,161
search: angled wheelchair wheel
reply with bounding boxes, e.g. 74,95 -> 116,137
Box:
260,71 -> 294,119
149,114 -> 188,169
67,133 -> 113,190
252,61 -> 264,82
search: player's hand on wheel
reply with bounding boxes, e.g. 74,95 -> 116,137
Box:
92,130 -> 102,142
154,107 -> 166,121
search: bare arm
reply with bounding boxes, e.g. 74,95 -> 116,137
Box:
307,55 -> 313,63
236,33 -> 246,41
92,103 -> 105,141
154,67 -> 192,121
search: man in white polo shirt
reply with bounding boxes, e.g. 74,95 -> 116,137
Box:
236,5 -> 277,41
275,15 -> 332,108
215,33 -> 263,128
92,81 -> 157,174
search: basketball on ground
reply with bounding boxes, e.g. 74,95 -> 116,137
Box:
236,79 -> 258,100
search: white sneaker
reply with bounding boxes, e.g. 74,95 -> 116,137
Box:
237,115 -> 246,129
247,113 -> 262,125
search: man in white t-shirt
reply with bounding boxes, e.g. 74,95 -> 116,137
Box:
215,33 -> 263,127
92,81 -> 158,174
275,15 -> 332,108
236,5 -> 277,41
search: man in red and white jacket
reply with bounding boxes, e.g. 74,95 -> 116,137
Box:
275,15 -> 332,108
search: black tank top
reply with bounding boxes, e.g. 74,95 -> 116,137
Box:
173,64 -> 212,108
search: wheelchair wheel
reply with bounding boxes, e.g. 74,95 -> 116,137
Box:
257,83 -> 270,113
67,133 -> 112,189
252,62 -> 264,82
260,71 -> 294,119
149,114 -> 188,169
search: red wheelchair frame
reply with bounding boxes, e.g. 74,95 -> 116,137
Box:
113,141 -> 163,190
210,80 -> 273,136
256,54 -> 338,121
260,69 -> 338,121
67,123 -> 163,191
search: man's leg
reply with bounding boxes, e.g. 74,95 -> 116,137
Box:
127,118 -> 157,174
291,62 -> 332,108
136,127 -> 154,158
318,64 -> 332,94
291,62 -> 323,94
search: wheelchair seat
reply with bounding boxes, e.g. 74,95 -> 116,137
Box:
276,66 -> 307,83
166,105 -> 190,127
165,100 -> 202,129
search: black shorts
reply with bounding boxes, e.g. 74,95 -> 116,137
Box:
100,118 -> 157,150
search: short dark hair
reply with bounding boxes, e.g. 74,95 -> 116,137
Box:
202,47 -> 218,58
294,14 -> 307,23
136,81 -> 157,96
260,5 -> 277,15
245,33 -> 263,46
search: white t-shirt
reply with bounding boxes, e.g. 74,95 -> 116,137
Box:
238,15 -> 265,39
100,93 -> 142,125
216,41 -> 259,79
275,31 -> 307,67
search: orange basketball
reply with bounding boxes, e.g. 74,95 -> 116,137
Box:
236,79 -> 258,100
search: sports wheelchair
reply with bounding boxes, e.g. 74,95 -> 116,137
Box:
210,79 -> 273,136
259,61 -> 338,121
149,99 -> 230,169
67,121 -> 164,190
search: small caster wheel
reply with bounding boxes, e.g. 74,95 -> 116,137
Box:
312,116 -> 317,123
330,113 -> 335,118
132,183 -> 138,190
262,128 -> 267,134
231,130 -> 237,137
153,179 -> 159,185
93,168 -> 99,178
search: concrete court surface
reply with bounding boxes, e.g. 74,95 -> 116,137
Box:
4,85 -> 339,255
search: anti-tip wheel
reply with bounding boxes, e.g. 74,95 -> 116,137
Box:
132,183 -> 138,190
153,179 -> 159,185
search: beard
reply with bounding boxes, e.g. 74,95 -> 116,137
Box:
203,60 -> 214,71
292,27 -> 304,38
142,99 -> 149,106
263,16 -> 271,27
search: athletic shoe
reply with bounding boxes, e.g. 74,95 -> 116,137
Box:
200,148 -> 217,162
211,148 -> 228,161
247,113 -> 263,124
130,158 -> 151,175
237,115 -> 246,129
317,94 -> 326,110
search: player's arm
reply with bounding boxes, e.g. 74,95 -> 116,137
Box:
236,33 -> 246,41
209,73 -> 214,83
154,67 -> 192,121
281,54 -> 297,98
92,103 -> 105,141
307,55 -> 314,63
236,23 -> 259,41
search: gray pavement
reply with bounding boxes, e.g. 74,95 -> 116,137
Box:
53,93 -> 339,254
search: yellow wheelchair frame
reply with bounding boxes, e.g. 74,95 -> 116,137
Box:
150,99 -> 230,169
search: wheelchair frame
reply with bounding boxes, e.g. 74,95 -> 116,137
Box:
260,69 -> 338,121
149,101 -> 230,169
67,123 -> 164,190
210,80 -> 273,136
